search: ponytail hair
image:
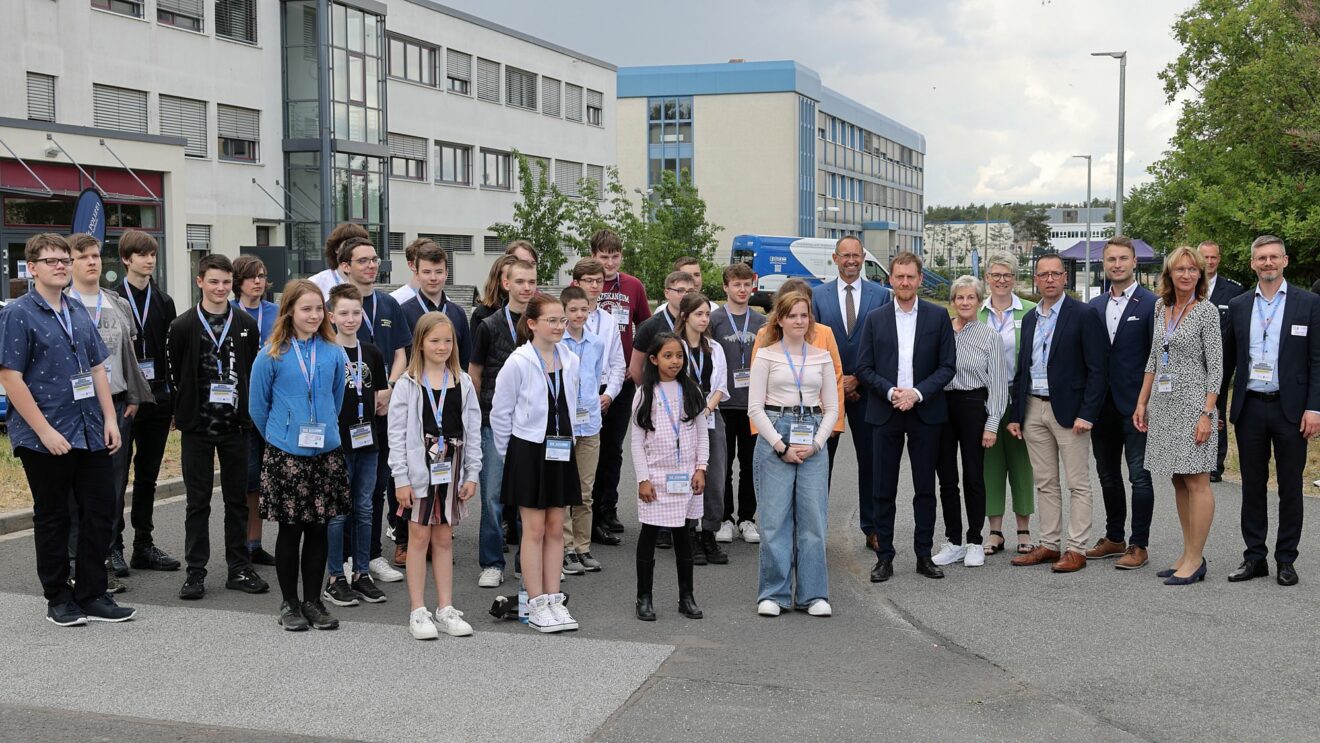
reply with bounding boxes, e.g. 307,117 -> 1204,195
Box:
516,294 -> 562,346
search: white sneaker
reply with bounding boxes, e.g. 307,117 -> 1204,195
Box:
548,593 -> 578,632
477,567 -> 504,588
528,594 -> 557,633
964,543 -> 986,567
739,521 -> 761,544
757,600 -> 781,617
931,542 -> 968,566
343,559 -> 352,578
714,520 -> 735,543
369,557 -> 404,583
409,606 -> 438,640
434,605 -> 474,637
807,600 -> 832,617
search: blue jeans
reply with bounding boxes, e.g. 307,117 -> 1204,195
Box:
479,426 -> 506,570
328,448 -> 377,578
753,411 -> 829,608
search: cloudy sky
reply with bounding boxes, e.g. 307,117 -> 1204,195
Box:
439,0 -> 1195,207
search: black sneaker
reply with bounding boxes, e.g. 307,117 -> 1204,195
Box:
250,547 -> 277,566
691,528 -> 708,566
179,572 -> 205,600
322,576 -> 362,607
226,568 -> 270,594
350,574 -> 387,604
656,529 -> 673,550
578,552 -> 602,572
47,601 -> 87,627
279,600 -> 309,631
701,530 -> 730,565
108,549 -> 130,577
79,593 -> 137,623
563,552 -> 586,575
301,600 -> 339,630
131,545 -> 181,572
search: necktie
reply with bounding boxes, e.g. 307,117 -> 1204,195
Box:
845,284 -> 857,335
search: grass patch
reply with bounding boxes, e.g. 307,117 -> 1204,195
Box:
0,431 -> 184,513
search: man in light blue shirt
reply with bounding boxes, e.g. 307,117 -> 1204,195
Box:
560,286 -> 607,574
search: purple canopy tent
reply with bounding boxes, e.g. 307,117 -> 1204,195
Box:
1059,239 -> 1160,262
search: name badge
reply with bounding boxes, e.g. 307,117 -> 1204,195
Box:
139,359 -> 156,381
1014,319 -> 1023,330
71,372 -> 95,401
545,436 -> 572,462
1292,324 -> 1308,336
298,422 -> 326,449
1156,373 -> 1174,394
1250,361 -> 1275,383
575,406 -> 590,425
612,307 -> 630,327
349,422 -> 374,449
707,411 -> 717,430
1031,372 -> 1049,394
732,369 -> 751,389
665,473 -> 691,494
788,422 -> 815,446
209,383 -> 237,406
429,461 -> 452,485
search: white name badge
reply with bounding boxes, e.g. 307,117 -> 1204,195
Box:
1250,361 -> 1275,383
1031,372 -> 1049,394
298,423 -> 326,449
733,369 -> 751,389
429,460 -> 452,485
209,383 -> 237,406
349,422 -> 374,449
1292,324 -> 1308,336
707,411 -> 717,430
612,307 -> 630,326
665,473 -> 691,494
575,406 -> 590,425
1156,373 -> 1174,394
139,359 -> 156,381
788,423 -> 815,446
1014,319 -> 1023,330
71,372 -> 95,401
545,436 -> 572,462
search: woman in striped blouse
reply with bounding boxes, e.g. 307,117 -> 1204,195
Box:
932,276 -> 1008,569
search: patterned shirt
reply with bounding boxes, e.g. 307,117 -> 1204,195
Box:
946,319 -> 1009,432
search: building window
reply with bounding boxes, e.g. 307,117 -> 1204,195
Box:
332,152 -> 385,224
585,164 -> 604,200
387,231 -> 405,256
388,132 -> 427,180
586,89 -> 603,127
255,225 -> 273,246
436,142 -> 471,185
387,35 -> 437,87
92,0 -> 143,19
505,66 -> 537,110
541,77 -> 561,117
330,4 -> 384,144
418,234 -> 466,279
446,49 -> 471,94
476,58 -> 500,103
483,235 -> 507,255
158,0 -> 204,31
481,149 -> 511,190
217,104 -> 259,162
564,83 -> 583,122
186,224 -> 212,251
27,73 -> 55,122
555,160 -> 583,198
526,156 -> 550,184
216,0 -> 256,43
160,95 -> 208,158
647,96 -> 693,185
93,84 -> 148,134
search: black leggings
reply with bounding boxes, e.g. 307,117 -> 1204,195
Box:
275,522 -> 328,605
636,523 -> 694,562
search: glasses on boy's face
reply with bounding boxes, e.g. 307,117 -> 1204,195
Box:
33,257 -> 73,267
577,277 -> 604,286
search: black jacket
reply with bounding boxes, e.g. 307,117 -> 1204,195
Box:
1011,295 -> 1109,428
167,305 -> 261,433
1225,284 -> 1320,425
115,278 -> 178,403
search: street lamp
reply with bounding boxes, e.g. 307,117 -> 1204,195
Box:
1072,154 -> 1092,298
634,186 -> 654,224
1092,50 -> 1127,234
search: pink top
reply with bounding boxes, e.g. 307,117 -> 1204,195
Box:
630,379 -> 710,527
746,341 -> 840,451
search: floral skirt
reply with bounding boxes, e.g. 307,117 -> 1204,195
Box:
260,446 -> 350,524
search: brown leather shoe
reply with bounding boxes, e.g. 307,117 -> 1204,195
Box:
1011,545 -> 1062,566
1115,545 -> 1149,570
1084,537 -> 1127,560
1051,551 -> 1087,573
866,534 -> 880,553
393,545 -> 407,568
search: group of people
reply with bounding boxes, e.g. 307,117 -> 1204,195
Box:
4,225 -> 1313,634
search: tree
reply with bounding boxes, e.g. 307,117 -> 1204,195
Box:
489,152 -> 572,284
1010,205 -> 1053,251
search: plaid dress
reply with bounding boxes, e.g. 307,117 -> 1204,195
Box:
630,380 -> 710,527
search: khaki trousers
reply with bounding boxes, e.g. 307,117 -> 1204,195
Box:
566,434 -> 601,552
1022,397 -> 1092,554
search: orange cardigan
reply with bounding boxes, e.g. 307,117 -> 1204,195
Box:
748,324 -> 846,434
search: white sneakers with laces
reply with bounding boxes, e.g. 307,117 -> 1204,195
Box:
434,605 -> 473,636
964,543 -> 986,567
528,594 -> 557,632
548,593 -> 578,631
369,557 -> 404,583
477,567 -> 504,588
757,600 -> 781,617
739,521 -> 761,544
931,542 -> 968,566
714,520 -> 735,543
409,606 -> 438,640
807,600 -> 832,617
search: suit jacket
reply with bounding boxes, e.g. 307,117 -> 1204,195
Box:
1209,275 -> 1245,396
856,299 -> 956,427
1224,283 -> 1320,424
812,278 -> 892,375
1087,285 -> 1156,417
1011,295 -> 1108,427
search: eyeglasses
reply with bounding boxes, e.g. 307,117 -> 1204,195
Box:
1171,266 -> 1201,276
352,257 -> 381,266
33,257 -> 73,267
987,272 -> 1014,281
577,277 -> 604,286
1035,271 -> 1065,280
536,317 -> 569,327
248,273 -> 268,280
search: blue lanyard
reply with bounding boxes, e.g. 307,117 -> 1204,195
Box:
1161,301 -> 1191,366
503,306 -> 518,343
1255,292 -> 1283,343
419,290 -> 444,314
362,292 -> 376,338
730,311 -> 751,367
656,380 -> 682,461
534,347 -> 562,432
780,340 -> 808,412
661,309 -> 676,332
68,290 -> 104,326
349,344 -> 365,421
685,341 -> 705,384
197,305 -> 235,380
422,368 -> 451,434
1032,307 -> 1058,368
124,278 -> 150,353
292,338 -> 318,422
565,335 -> 591,408
52,296 -> 85,372
987,306 -> 1013,335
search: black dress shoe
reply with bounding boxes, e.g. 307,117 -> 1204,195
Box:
1209,472 -> 1223,483
108,549 -> 130,577
870,559 -> 893,583
916,556 -> 945,579
592,524 -> 621,546
603,511 -> 625,533
1277,562 -> 1299,586
635,594 -> 656,621
1227,559 -> 1269,582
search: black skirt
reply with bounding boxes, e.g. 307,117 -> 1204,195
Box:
501,369 -> 582,510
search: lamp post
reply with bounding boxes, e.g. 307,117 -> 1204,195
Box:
816,204 -> 840,239
633,186 -> 654,224
1072,154 -> 1092,298
1092,50 -> 1127,234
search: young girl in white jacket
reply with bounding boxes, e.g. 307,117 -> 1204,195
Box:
388,313 -> 483,640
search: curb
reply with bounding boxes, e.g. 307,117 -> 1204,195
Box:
0,474 -> 207,536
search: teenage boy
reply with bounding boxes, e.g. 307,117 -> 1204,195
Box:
709,262 -> 766,542
674,256 -> 719,311
231,254 -> 279,566
169,254 -> 268,600
114,230 -> 182,573
590,230 -> 650,537
0,233 -> 136,625
311,222 -> 370,299
388,237 -> 424,306
469,259 -> 539,587
323,284 -> 390,606
337,236 -> 409,582
629,270 -> 696,382
399,239 -> 472,368
560,285 -> 608,574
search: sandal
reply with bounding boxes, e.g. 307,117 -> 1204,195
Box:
984,530 -> 1005,555
1016,530 -> 1035,554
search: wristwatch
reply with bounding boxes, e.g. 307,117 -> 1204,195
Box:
1200,409 -> 1214,419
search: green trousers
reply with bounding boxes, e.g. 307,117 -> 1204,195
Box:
984,407 -> 1034,516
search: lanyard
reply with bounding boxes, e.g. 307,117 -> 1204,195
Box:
53,296 -> 85,372
68,290 -> 104,326
661,309 -> 675,332
534,347 -> 562,433
419,290 -> 445,314
362,292 -> 376,338
422,368 -> 451,434
503,306 -> 518,344
332,270 -> 344,286
1162,301 -> 1192,365
124,279 -> 151,354
588,309 -> 602,338
780,340 -> 808,412
987,305 -> 1013,335
350,344 -> 365,421
565,336 -> 592,408
730,311 -> 751,367
1255,292 -> 1283,343
197,306 -> 235,380
685,341 -> 705,385
656,380 -> 682,460
1032,307 -> 1058,368
292,338 -> 318,422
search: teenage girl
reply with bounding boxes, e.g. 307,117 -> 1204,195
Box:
389,313 -> 483,639
630,332 -> 709,621
490,294 -> 583,633
676,292 -> 730,565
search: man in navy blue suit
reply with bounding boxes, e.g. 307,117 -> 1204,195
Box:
1008,253 -> 1108,574
1223,235 -> 1320,587
1085,236 -> 1156,570
811,236 -> 891,551
856,251 -> 956,582
1198,240 -> 1244,482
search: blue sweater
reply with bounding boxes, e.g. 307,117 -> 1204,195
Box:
249,336 -> 348,456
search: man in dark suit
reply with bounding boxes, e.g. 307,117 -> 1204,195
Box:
1223,235 -> 1320,586
1085,236 -> 1157,569
857,251 -> 956,581
1199,240 -> 1244,481
1008,254 -> 1108,574
811,236 -> 892,551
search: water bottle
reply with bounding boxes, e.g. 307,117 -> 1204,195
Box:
518,582 -> 529,624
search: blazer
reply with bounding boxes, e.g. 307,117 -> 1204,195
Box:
856,300 -> 957,427
1209,275 -> 1245,395
812,278 -> 892,374
490,341 -> 581,458
1087,285 -> 1157,416
1224,284 -> 1320,424
1011,295 -> 1109,428
387,371 -> 483,493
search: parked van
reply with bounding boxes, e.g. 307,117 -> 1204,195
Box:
730,235 -> 890,309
